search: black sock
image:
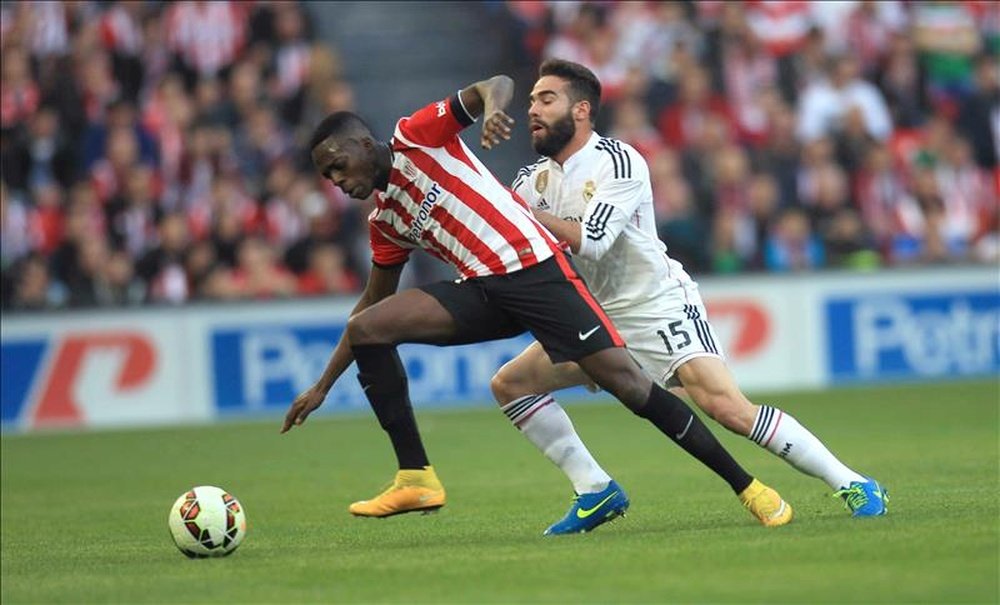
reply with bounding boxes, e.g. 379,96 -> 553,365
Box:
352,344 -> 430,470
636,385 -> 753,493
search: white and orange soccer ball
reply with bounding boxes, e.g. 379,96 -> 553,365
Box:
168,486 -> 247,558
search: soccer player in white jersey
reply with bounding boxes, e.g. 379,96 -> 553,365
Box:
281,73 -> 791,532
491,59 -> 887,533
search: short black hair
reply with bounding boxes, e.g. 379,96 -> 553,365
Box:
538,58 -> 602,122
307,111 -> 372,151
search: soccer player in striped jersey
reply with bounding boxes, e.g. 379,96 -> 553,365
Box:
281,74 -> 784,531
491,59 -> 887,529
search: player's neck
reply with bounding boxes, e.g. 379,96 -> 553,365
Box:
550,127 -> 593,167
374,142 -> 393,191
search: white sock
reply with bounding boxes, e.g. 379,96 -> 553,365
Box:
749,405 -> 866,490
502,394 -> 611,494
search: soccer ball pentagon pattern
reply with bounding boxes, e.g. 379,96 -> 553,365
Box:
168,486 -> 247,558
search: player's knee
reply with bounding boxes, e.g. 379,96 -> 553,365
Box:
346,311 -> 378,345
489,370 -> 521,406
597,366 -> 650,411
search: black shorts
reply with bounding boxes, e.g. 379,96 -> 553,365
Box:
419,253 -> 624,363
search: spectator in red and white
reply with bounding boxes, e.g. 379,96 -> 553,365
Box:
230,236 -> 297,299
262,165 -> 315,249
855,144 -> 918,251
876,32 -> 931,130
296,242 -> 358,296
188,173 -> 255,245
745,0 -> 812,58
844,1 -> 909,77
165,1 -> 247,86
796,54 -> 893,143
935,136 -> 997,241
657,65 -> 735,150
0,46 -> 40,132
720,28 -> 779,147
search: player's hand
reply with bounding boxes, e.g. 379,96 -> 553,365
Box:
280,385 -> 327,433
481,110 -> 514,150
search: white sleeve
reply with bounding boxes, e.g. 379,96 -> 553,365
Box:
577,150 -> 646,261
511,164 -> 538,207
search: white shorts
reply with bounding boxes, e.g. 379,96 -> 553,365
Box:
610,294 -> 725,388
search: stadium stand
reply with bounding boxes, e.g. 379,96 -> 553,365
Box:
1,1 -> 997,311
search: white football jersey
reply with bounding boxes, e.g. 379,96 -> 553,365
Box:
512,132 -> 696,314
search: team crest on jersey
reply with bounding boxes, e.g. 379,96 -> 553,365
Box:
535,170 -> 549,194
400,157 -> 418,180
583,180 -> 596,202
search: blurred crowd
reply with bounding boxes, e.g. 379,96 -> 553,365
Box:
1,0 -> 366,311
2,1 -> 998,313
508,0 -> 999,274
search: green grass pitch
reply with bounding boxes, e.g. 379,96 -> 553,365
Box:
2,380 -> 997,603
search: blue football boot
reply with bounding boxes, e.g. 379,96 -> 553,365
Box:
543,480 -> 630,535
833,478 -> 888,517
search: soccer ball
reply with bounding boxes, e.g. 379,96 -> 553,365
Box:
168,486 -> 247,558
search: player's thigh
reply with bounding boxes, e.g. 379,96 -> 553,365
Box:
348,288 -> 462,345
414,278 -> 523,345
615,301 -> 727,390
492,340 -> 590,401
488,256 -> 623,364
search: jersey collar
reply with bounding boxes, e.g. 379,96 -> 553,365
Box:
554,132 -> 601,174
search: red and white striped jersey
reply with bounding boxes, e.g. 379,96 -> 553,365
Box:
368,94 -> 557,279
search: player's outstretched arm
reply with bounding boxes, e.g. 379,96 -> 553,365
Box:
280,263 -> 405,433
459,75 -> 515,150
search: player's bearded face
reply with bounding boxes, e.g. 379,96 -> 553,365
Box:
531,106 -> 576,157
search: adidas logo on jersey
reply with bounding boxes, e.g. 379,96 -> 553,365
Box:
537,197 -> 550,210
